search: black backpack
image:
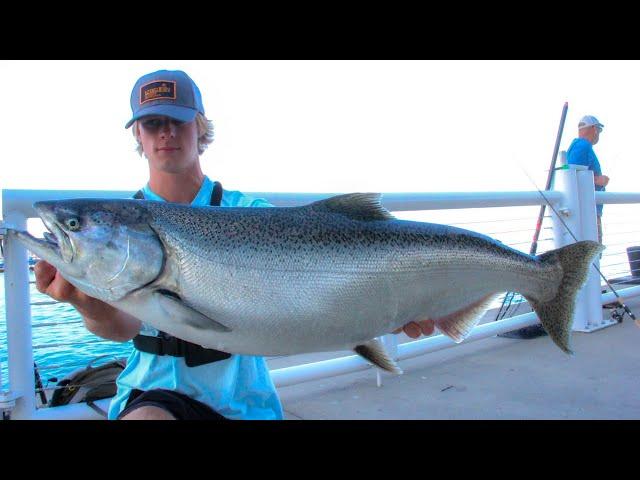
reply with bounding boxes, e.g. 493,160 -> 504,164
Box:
49,356 -> 126,417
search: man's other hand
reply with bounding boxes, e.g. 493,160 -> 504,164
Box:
393,319 -> 435,338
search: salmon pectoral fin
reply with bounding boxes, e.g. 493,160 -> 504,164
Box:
354,339 -> 403,374
433,293 -> 499,343
154,290 -> 232,333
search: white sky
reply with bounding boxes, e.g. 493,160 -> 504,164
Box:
1,60 -> 638,209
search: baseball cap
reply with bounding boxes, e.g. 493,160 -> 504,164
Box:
125,70 -> 205,129
578,115 -> 604,130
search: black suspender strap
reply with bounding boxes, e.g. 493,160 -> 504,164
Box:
131,181 -> 231,367
133,334 -> 231,367
210,181 -> 223,206
133,184 -> 222,204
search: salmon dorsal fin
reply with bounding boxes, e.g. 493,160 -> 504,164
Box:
310,193 -> 395,221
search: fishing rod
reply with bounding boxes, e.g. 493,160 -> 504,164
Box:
33,362 -> 48,406
525,179 -> 638,326
532,101 -> 569,255
495,101 -> 569,324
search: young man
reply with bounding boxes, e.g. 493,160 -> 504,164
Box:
34,69 -> 434,420
566,115 -> 610,243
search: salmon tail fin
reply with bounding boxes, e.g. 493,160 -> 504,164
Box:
524,240 -> 604,355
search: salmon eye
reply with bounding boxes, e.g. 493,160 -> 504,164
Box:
65,218 -> 80,231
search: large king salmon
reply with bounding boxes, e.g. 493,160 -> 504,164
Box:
8,193 -> 603,373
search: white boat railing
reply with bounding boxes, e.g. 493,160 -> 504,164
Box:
2,164 -> 640,419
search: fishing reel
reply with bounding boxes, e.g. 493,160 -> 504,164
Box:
610,308 -> 625,323
602,301 -> 626,323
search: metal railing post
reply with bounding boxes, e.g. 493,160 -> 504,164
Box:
3,211 -> 35,419
552,165 -> 608,331
551,166 -> 588,330
375,334 -> 399,387
576,168 -> 610,331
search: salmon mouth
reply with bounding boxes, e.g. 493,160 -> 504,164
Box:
43,230 -> 58,246
5,227 -> 64,265
38,214 -> 74,264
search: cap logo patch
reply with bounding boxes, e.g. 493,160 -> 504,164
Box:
140,80 -> 176,104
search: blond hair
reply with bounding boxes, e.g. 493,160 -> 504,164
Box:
133,113 -> 214,156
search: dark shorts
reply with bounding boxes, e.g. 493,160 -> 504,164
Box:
117,388 -> 228,420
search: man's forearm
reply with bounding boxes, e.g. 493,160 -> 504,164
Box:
72,297 -> 141,342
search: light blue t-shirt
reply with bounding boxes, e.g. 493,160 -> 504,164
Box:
107,176 -> 283,420
566,137 -> 605,216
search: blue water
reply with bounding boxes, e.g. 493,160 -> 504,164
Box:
0,271 -> 133,391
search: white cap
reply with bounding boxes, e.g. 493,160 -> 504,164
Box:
578,115 -> 604,130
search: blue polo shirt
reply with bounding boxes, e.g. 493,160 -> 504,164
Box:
566,137 -> 605,216
107,176 -> 283,420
